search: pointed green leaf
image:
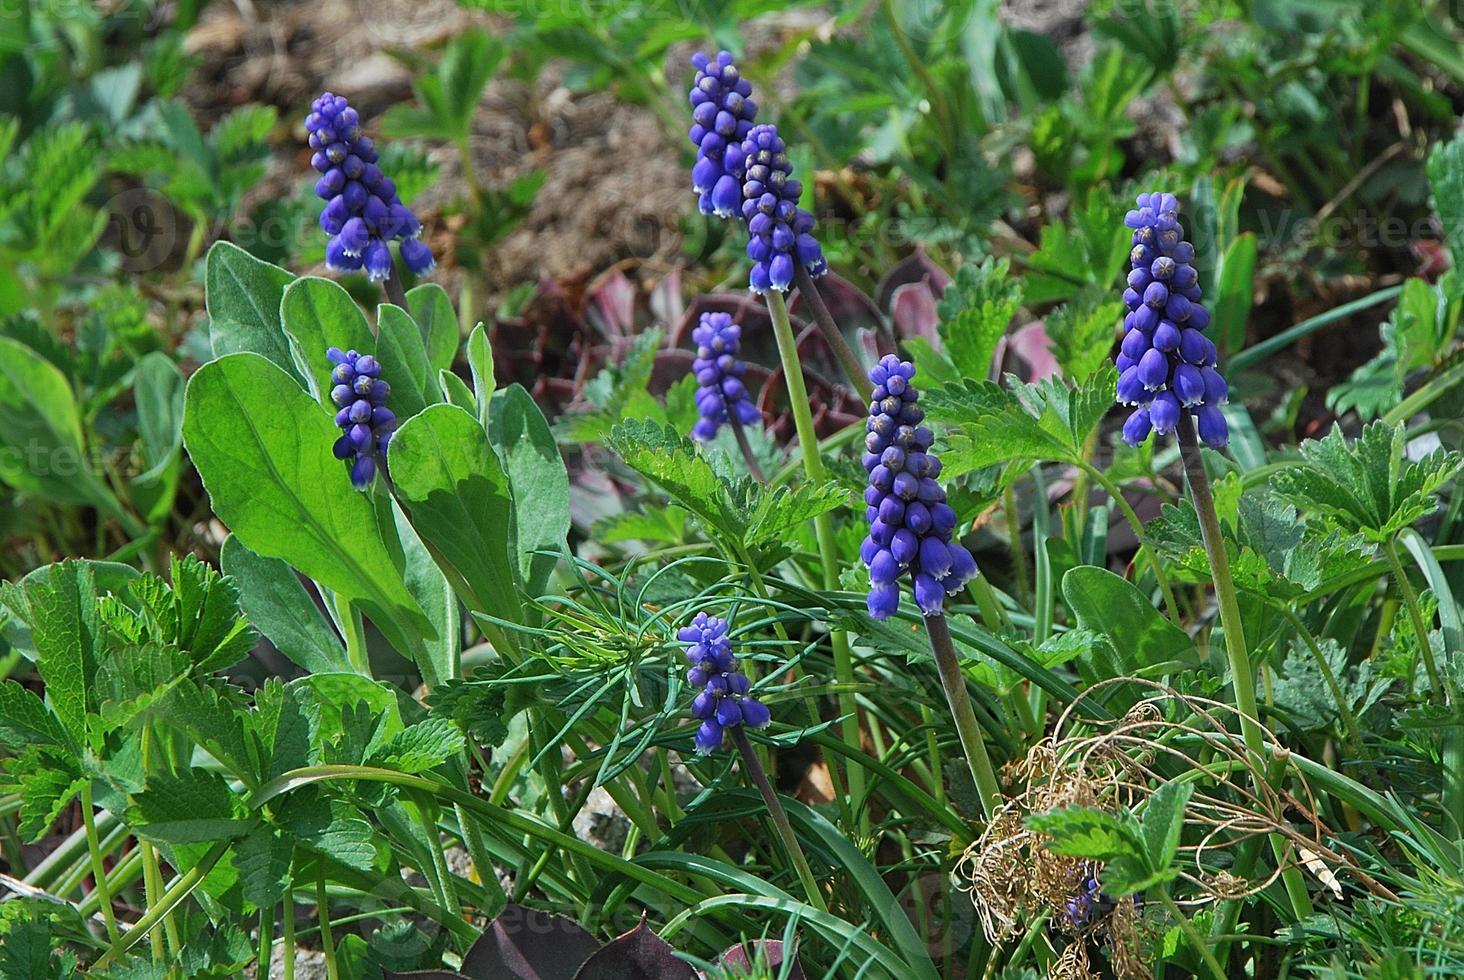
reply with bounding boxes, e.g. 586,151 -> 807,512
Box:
408,283 -> 459,373
280,277 -> 377,405
205,241 -> 298,377
376,304 -> 437,420
1062,565 -> 1195,670
490,384 -> 570,598
220,535 -> 351,676
1140,780 -> 1193,872
0,337 -> 115,508
182,353 -> 433,654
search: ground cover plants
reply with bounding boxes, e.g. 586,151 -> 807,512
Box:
1,1 -> 1463,977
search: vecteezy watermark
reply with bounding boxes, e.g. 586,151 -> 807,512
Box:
104,187 -> 180,274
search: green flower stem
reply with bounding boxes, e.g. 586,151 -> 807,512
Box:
1382,538 -> 1445,700
93,839 -> 232,970
454,802 -> 501,911
80,782 -> 120,944
258,904 -> 274,979
1283,608 -> 1365,754
1158,888 -> 1228,980
730,725 -> 828,913
382,259 -> 409,310
793,262 -> 873,401
766,290 -> 866,817
329,593 -> 369,676
924,613 -> 1001,817
1003,483 -> 1031,608
282,873 -> 296,980
412,793 -> 462,940
1179,417 -> 1314,941
728,413 -> 767,481
316,863 -> 340,980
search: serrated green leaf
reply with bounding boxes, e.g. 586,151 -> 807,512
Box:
235,826 -> 292,910
254,679 -> 319,782
365,717 -> 465,773
1025,805 -> 1143,861
743,482 -> 850,548
158,680 -> 260,786
275,789 -> 378,871
0,681 -> 70,751
607,419 -> 741,539
0,561 -> 102,741
1140,780 -> 1193,871
128,769 -> 251,845
1270,421 -> 1463,541
2,747 -> 85,842
1045,296 -> 1122,380
936,258 -> 1022,382
1428,133 -> 1464,273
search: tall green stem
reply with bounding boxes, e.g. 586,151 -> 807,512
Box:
765,290 -> 865,813
80,782 -> 120,944
924,614 -> 1001,817
1158,889 -> 1228,980
316,864 -> 340,980
1076,460 -> 1181,622
282,874 -> 296,980
730,726 -> 828,912
1180,417 -> 1314,947
1382,539 -> 1445,700
793,263 -> 873,401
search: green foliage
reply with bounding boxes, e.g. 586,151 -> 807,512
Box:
1028,781 -> 1194,896
1270,421 -> 1462,542
935,258 -> 1023,382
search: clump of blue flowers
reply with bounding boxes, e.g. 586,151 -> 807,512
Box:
860,355 -> 978,619
691,312 -> 761,442
307,91 -> 434,282
724,124 -> 828,294
688,54 -> 827,294
678,612 -> 771,754
1116,192 -> 1229,448
688,51 -> 758,217
1063,874 -> 1117,930
328,347 -> 396,488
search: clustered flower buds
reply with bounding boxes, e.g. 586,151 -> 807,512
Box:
860,355 -> 978,619
690,312 -> 761,442
1063,874 -> 1117,930
678,612 -> 771,754
328,347 -> 396,488
688,51 -> 758,217
724,124 -> 827,294
1116,192 -> 1229,448
307,92 -> 434,282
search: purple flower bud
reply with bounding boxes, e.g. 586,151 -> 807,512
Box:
1149,392 -> 1181,433
1122,407 -> 1153,446
325,347 -> 394,488
681,613 -> 769,752
687,312 -> 760,444
1196,403 -> 1229,447
306,91 -> 433,284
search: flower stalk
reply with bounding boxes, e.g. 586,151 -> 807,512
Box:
924,613 -> 1001,816
730,725 -> 828,912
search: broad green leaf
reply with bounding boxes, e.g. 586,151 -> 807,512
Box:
376,303 -> 437,420
235,826 -> 292,909
280,277 -> 377,405
205,241 -> 298,377
490,384 -> 570,598
388,404 -> 523,628
0,681 -> 71,751
1270,421 -> 1463,541
220,535 -> 351,676
0,561 -> 102,740
128,769 -> 251,845
1062,565 -> 1195,670
408,283 -> 459,373
1139,780 -> 1193,872
182,353 -> 432,654
0,337 -> 114,508
936,258 -> 1022,382
159,680 -> 260,786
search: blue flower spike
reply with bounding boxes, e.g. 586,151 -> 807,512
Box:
307,91 -> 435,281
690,311 -> 761,442
678,613 -> 771,754
327,347 -> 396,488
724,124 -> 827,294
688,51 -> 759,217
1116,192 -> 1229,448
859,355 -> 978,620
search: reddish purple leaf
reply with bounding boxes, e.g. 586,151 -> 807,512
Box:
1007,321 -> 1061,381
456,903 -> 602,980
571,919 -> 696,980
888,280 -> 941,345
590,269 -> 638,339
718,939 -> 805,979
875,247 -> 951,311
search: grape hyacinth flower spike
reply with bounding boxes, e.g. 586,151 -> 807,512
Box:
690,312 -> 761,442
1115,192 -> 1229,448
679,612 -> 770,754
723,124 -> 828,294
688,51 -> 758,217
328,347 -> 396,488
859,355 -> 978,620
307,92 -> 434,293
